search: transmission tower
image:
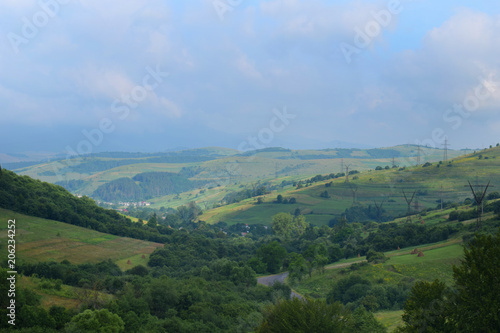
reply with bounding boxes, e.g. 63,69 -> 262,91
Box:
402,190 -> 417,223
348,183 -> 358,205
465,180 -> 492,230
413,195 -> 420,212
340,158 -> 344,174
344,164 -> 351,183
373,199 -> 386,222
442,138 -> 450,162
416,146 -> 422,166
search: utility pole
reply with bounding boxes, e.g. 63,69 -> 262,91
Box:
402,190 -> 417,223
275,163 -> 278,179
340,158 -> 344,174
442,138 -> 450,162
392,157 -> 397,168
465,180 -> 492,230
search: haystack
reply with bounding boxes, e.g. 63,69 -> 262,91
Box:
411,248 -> 419,255
417,251 -> 424,257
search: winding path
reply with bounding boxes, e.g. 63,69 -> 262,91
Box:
257,272 -> 303,300
257,259 -> 368,300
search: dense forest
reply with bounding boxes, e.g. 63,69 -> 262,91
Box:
93,172 -> 204,202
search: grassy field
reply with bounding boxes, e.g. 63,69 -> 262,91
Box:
19,275 -> 114,310
384,241 -> 464,285
375,310 -> 404,332
200,146 -> 500,226
289,237 -> 466,332
0,208 -> 162,267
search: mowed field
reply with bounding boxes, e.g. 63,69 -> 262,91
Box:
0,208 -> 163,269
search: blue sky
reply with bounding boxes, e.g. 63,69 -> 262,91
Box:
1,0 -> 499,157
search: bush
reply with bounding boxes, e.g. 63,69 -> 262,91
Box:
366,249 -> 387,263
256,298 -> 353,333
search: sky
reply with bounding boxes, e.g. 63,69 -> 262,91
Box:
1,0 -> 500,158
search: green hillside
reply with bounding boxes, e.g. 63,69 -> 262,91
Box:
11,145 -> 465,208
0,168 -> 171,243
0,208 -> 161,268
200,146 -> 500,226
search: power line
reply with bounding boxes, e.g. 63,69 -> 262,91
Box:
442,138 -> 450,162
465,180 -> 493,230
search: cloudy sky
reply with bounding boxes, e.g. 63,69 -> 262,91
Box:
1,0 -> 499,156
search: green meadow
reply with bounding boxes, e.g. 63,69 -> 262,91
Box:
0,208 -> 162,267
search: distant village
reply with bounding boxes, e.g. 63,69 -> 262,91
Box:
75,194 -> 151,211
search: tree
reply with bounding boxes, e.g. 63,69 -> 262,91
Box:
276,194 -> 283,203
49,305 -> 74,330
314,254 -> 329,275
293,207 -> 301,216
288,253 -> 307,282
292,215 -> 309,237
257,241 -> 287,274
147,213 -> 157,227
398,279 -> 449,333
271,213 -> 294,239
450,231 -> 500,331
256,298 -> 353,333
352,306 -> 387,333
66,309 -> 125,333
366,249 -> 387,263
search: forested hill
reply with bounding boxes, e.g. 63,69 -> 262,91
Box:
93,172 -> 204,202
0,168 -> 169,243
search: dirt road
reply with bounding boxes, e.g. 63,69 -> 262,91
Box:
257,272 -> 303,300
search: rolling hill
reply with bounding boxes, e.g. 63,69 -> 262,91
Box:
199,146 -> 500,226
7,145 -> 466,209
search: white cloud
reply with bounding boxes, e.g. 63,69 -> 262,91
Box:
235,54 -> 262,79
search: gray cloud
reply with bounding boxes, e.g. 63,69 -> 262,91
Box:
0,1 -> 499,156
